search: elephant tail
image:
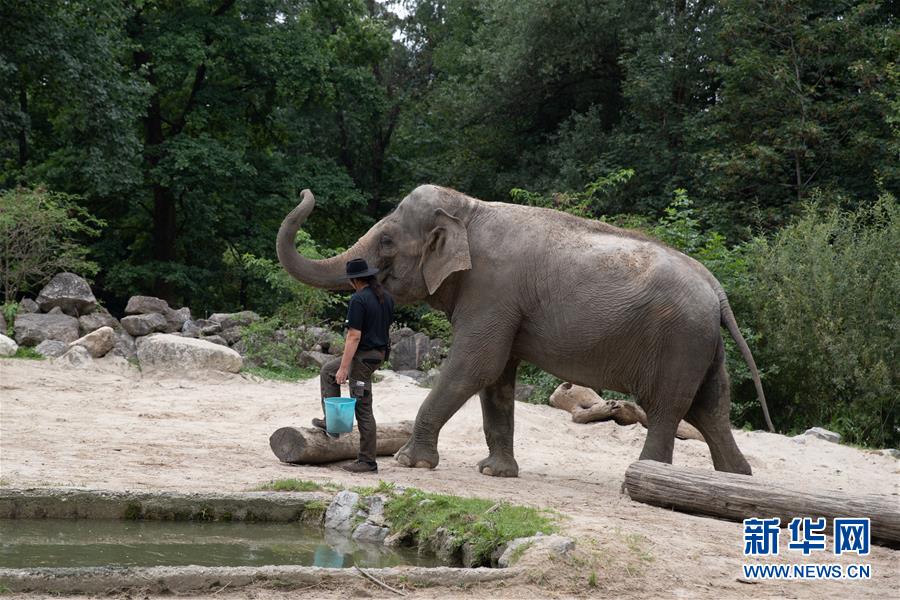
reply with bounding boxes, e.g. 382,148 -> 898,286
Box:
718,289 -> 776,432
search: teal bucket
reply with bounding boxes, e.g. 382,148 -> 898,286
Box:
323,397 -> 356,434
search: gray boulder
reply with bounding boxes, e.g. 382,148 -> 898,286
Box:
135,333 -> 242,373
78,306 -> 119,335
390,328 -> 431,370
54,345 -> 93,369
48,306 -> 64,314
121,313 -> 168,337
324,490 -> 361,533
209,310 -> 260,331
383,531 -> 412,548
0,333 -> 17,357
880,448 -> 900,459
219,326 -> 242,345
422,527 -> 460,563
69,326 -> 116,358
164,306 -> 191,333
324,333 -> 345,356
352,523 -> 390,544
124,296 -> 190,334
18,298 -> 39,314
361,495 -> 386,525
112,330 -> 137,361
202,334 -> 228,346
299,350 -> 332,369
35,340 -> 68,358
298,326 -> 329,347
14,312 -> 80,346
36,272 -> 97,316
800,427 -> 842,444
396,369 -> 426,384
125,295 -> 170,315
182,319 -> 221,338
498,534 -> 575,568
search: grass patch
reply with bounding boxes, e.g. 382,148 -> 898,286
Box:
351,480 -> 396,497
384,487 -> 558,566
255,479 -> 328,492
242,364 -> 318,381
10,346 -> 43,360
300,499 -> 328,525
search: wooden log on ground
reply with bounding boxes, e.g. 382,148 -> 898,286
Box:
624,460 -> 900,547
549,383 -> 704,441
270,421 -> 413,465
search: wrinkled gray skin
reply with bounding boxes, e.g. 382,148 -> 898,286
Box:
277,185 -> 774,477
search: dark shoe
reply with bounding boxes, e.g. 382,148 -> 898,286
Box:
342,461 -> 378,474
312,417 -> 340,439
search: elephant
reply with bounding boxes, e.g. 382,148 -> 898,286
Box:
276,185 -> 774,477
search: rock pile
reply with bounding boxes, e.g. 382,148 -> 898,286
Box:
11,273 -> 134,366
9,273 -> 243,372
6,272 -> 451,379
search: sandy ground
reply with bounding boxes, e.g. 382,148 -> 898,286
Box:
1,356 -> 898,599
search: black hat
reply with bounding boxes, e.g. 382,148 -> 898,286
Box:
344,258 -> 380,279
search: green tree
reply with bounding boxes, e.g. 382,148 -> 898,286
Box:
0,186 -> 104,302
732,195 -> 899,447
0,0 -> 145,194
694,0 -> 898,231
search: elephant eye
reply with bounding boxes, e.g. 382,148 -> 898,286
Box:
381,235 -> 393,246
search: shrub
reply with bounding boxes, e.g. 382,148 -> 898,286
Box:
731,194 -> 899,447
0,186 -> 104,302
517,363 -> 562,405
225,229 -> 345,325
417,310 -> 452,344
240,317 -> 319,381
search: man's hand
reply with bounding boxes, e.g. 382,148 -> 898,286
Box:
336,328 -> 361,387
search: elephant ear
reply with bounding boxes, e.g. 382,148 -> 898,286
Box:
421,208 -> 472,296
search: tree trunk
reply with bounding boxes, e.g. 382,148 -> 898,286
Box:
624,460 -> 900,547
18,81 -> 28,167
269,421 -> 413,464
549,383 -> 704,441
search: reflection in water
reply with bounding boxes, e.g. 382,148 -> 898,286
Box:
313,545 -> 345,568
0,519 -> 442,569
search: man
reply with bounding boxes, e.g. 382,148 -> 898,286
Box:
313,258 -> 395,473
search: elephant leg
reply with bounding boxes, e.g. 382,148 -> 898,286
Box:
477,358 -> 520,477
638,400 -> 685,464
396,315 -> 517,470
684,356 -> 752,475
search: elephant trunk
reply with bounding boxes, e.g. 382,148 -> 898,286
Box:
276,189 -> 376,291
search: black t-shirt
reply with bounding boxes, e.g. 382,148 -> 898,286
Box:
345,286 -> 395,351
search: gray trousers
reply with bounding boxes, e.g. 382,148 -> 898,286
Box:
319,348 -> 385,464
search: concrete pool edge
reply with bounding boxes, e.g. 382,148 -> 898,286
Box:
0,487 -> 329,522
0,564 -> 524,594
0,488 -> 530,593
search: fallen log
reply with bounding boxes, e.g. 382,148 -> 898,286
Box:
624,460 -> 900,547
270,421 -> 414,465
549,383 -> 704,441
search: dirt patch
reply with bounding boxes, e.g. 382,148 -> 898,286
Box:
1,357 -> 898,598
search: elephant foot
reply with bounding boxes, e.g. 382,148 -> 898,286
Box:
395,439 -> 439,469
477,454 -> 519,478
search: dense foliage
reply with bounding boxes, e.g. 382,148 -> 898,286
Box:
1,1 -> 896,446
0,187 -> 104,302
